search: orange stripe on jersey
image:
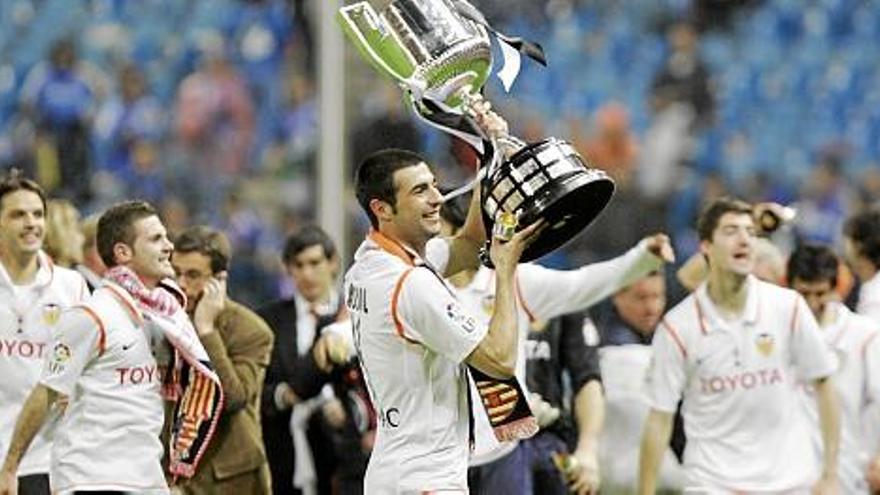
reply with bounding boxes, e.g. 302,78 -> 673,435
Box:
514,274 -> 537,324
390,268 -> 421,344
789,296 -> 800,335
103,284 -> 145,327
368,230 -> 417,266
660,320 -> 687,358
694,299 -> 708,335
77,305 -> 107,356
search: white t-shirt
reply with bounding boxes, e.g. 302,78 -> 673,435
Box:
0,253 -> 87,476
458,240 -> 663,466
598,345 -> 684,491
799,303 -> 880,494
40,283 -> 169,494
857,271 -> 880,321
345,233 -> 482,493
647,276 -> 837,492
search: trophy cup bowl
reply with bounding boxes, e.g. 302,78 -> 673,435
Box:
339,0 -> 615,262
483,138 -> 614,261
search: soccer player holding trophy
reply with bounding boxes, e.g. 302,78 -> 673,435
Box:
339,1 -> 623,492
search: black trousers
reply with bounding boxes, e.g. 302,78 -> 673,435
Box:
17,474 -> 49,495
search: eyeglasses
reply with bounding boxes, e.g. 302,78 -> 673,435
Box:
176,269 -> 212,282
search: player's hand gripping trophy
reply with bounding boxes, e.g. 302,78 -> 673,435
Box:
339,0 -> 616,262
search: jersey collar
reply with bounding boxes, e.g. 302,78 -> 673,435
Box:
694,275 -> 760,334
0,250 -> 55,290
367,230 -> 424,267
102,280 -> 146,327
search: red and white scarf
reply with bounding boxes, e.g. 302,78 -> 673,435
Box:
105,266 -> 224,479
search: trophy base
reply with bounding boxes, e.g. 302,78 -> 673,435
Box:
481,138 -> 615,265
518,171 -> 614,262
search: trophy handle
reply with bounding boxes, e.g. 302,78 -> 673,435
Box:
337,2 -> 417,85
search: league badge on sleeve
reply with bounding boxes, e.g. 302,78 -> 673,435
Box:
446,302 -> 477,334
48,342 -> 72,374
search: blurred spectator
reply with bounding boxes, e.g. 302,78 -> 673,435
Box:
19,39 -> 96,203
351,85 -> 422,171
43,199 -> 85,268
257,226 -> 344,495
586,272 -> 686,493
794,152 -> 857,247
271,74 -> 317,173
564,107 -> 661,266
591,271 -> 666,347
93,65 -> 165,191
843,208 -> 880,321
693,0 -> 761,31
636,103 -> 695,202
579,102 -> 639,184
76,214 -> 105,290
651,21 -> 714,129
175,34 -> 255,175
223,0 -> 295,149
219,189 -> 275,306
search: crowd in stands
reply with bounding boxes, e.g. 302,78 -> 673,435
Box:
0,0 -> 877,306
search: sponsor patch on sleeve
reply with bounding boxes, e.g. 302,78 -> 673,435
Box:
445,302 -> 476,334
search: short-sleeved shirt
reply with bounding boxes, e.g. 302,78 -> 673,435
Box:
646,276 -> 837,491
345,232 -> 483,492
0,253 -> 88,476
800,303 -> 880,494
459,240 -> 661,466
857,271 -> 880,321
40,283 -> 169,494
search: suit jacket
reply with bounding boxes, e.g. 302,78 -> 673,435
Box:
258,298 -> 343,495
175,299 -> 274,494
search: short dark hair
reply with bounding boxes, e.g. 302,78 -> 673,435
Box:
97,201 -> 158,268
844,209 -> 880,268
355,148 -> 428,229
0,170 -> 47,215
787,243 -> 839,287
174,225 -> 231,274
282,225 -> 337,265
696,197 -> 754,241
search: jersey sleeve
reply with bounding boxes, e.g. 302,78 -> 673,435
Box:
863,332 -> 880,404
40,307 -> 102,396
789,295 -> 838,381
559,312 -> 602,392
424,237 -> 450,274
517,242 -> 663,321
396,267 -> 487,364
645,319 -> 688,413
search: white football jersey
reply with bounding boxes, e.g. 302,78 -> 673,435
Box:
800,303 -> 880,494
0,253 -> 87,476
459,240 -> 663,466
647,276 -> 837,491
345,233 -> 483,492
41,283 -> 169,494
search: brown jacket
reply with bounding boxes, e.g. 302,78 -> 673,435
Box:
174,299 -> 274,494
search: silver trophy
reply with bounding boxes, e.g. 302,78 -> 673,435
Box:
339,0 -> 614,262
